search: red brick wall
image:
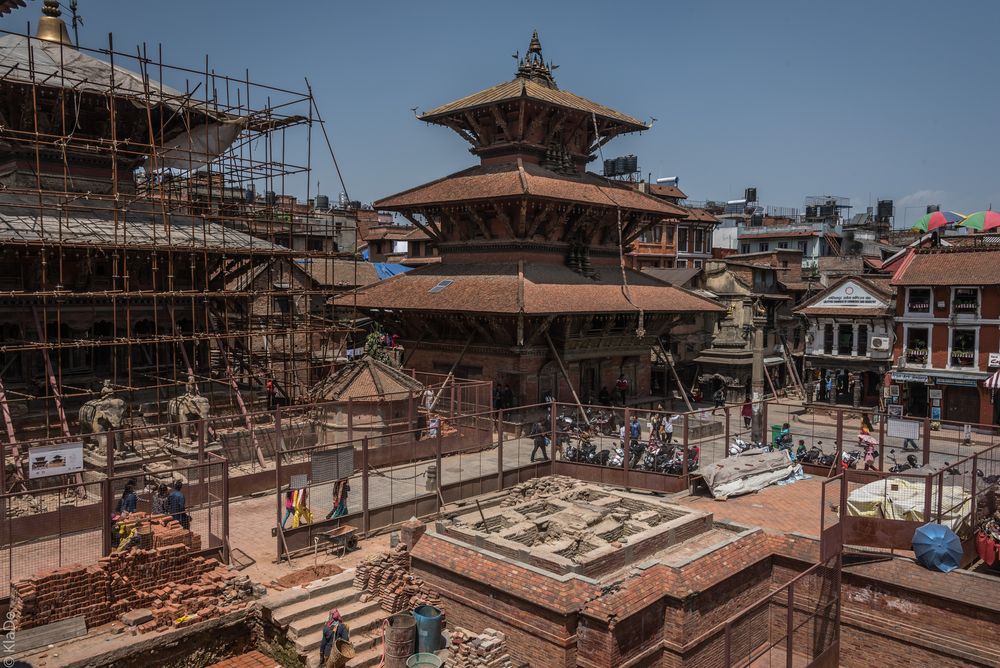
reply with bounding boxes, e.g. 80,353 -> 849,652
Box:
413,560 -> 578,668
11,541 -> 220,630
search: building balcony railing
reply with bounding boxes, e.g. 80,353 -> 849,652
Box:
905,348 -> 928,364
950,350 -> 976,367
907,302 -> 930,313
953,301 -> 979,313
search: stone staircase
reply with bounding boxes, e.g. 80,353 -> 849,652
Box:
263,569 -> 387,668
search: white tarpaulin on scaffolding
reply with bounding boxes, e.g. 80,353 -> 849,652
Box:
702,450 -> 801,499
846,478 -> 972,533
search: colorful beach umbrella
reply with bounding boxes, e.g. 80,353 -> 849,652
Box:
958,210 -> 1000,232
910,210 -> 964,233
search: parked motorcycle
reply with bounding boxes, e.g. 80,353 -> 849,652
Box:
976,468 -> 1000,485
729,437 -> 758,456
887,449 -> 919,473
607,444 -> 625,468
589,409 -> 617,436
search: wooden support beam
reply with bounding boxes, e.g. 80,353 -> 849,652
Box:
400,212 -> 441,243
431,337 -> 474,410
544,331 -> 591,426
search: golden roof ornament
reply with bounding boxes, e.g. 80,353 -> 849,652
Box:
36,0 -> 75,47
516,30 -> 557,89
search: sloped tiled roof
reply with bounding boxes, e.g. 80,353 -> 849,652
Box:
419,78 -> 647,131
297,258 -> 380,289
891,247 -> 1000,286
309,357 -> 424,402
375,162 -> 687,217
332,262 -> 723,316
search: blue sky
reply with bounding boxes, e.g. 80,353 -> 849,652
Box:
7,1 -> 999,227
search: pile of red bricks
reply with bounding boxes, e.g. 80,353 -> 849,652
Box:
449,627 -> 512,668
11,533 -> 262,634
353,544 -> 441,614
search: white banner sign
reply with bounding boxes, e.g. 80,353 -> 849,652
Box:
28,442 -> 84,479
886,418 -> 920,441
814,282 -> 885,309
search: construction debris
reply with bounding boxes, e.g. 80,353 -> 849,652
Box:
353,544 -> 441,614
498,475 -> 581,507
449,627 -> 513,668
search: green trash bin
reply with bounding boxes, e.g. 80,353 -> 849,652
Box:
770,424 -> 782,446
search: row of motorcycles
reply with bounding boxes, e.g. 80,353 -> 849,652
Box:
556,412 -> 699,473
564,435 -> 701,473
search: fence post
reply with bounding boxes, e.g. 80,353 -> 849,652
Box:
222,457 -> 230,563
923,416 -> 932,466
937,469 -> 945,523
361,436 -> 370,535
497,408 -> 504,491
105,430 -> 114,479
436,429 -> 443,509
623,407 -> 631,491
923,473 -> 933,524
101,476 -> 112,556
550,402 -> 558,462
198,419 -> 207,487
761,400 -> 769,445
835,410 -> 844,459
878,410 -> 886,470
786,581 -> 795,668
408,390 -> 415,434
275,419 -> 283,564
971,452 -> 979,523
682,414 -> 690,478
347,397 -> 354,443
724,405 -> 730,458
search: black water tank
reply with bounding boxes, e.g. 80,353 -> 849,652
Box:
604,159 -> 616,176
877,199 -> 894,221
745,187 -> 757,203
625,155 -> 638,173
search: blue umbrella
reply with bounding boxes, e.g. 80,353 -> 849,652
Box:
912,523 -> 963,572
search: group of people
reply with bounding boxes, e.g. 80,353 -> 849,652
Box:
617,408 -> 681,446
281,479 -> 352,529
112,479 -> 189,550
492,384 -> 516,411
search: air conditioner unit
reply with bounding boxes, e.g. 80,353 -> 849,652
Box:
869,336 -> 890,351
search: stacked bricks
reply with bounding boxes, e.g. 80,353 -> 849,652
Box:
353,544 -> 441,614
10,526 -> 262,634
449,627 -> 513,668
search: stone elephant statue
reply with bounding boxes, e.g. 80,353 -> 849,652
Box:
79,394 -> 126,452
167,393 -> 211,441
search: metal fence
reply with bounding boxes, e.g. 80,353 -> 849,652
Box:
0,454 -> 227,600
274,403 -> 553,561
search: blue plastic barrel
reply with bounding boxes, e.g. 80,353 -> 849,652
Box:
412,605 -> 443,653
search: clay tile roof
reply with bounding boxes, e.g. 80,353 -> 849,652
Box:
891,247 -> 1000,286
332,262 -> 723,315
647,183 -> 687,200
363,225 -> 414,242
419,78 -> 648,131
374,162 -> 687,218
680,207 -> 720,224
297,258 -> 379,289
308,357 -> 424,401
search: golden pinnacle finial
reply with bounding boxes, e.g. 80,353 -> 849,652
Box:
37,0 -> 75,47
528,30 -> 542,55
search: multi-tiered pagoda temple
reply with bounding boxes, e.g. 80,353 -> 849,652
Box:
343,33 -> 721,405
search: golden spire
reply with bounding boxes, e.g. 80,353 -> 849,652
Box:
36,0 -> 75,47
516,30 -> 556,89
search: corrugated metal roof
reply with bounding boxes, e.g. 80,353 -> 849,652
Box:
420,78 -> 647,130
0,211 -> 281,252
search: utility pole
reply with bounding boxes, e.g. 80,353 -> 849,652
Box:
747,298 -> 768,443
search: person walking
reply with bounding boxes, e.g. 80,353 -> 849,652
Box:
615,374 -> 630,406
529,421 -> 548,462
167,480 -> 189,530
741,401 -> 752,429
281,490 -> 295,528
326,480 -> 350,520
319,608 -> 351,666
663,414 -> 679,444
502,384 -> 514,410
